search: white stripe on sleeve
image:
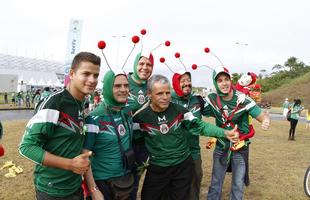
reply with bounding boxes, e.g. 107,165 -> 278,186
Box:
184,111 -> 197,121
86,124 -> 99,134
26,109 -> 59,127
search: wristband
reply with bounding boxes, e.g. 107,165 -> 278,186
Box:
90,186 -> 99,193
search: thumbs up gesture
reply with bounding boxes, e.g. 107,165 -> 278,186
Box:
70,151 -> 92,175
224,125 -> 239,143
261,110 -> 270,130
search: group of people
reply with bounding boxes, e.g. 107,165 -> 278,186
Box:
3,87 -> 53,109
283,98 -> 308,140
19,50 -> 270,200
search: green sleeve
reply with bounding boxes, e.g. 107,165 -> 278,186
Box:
183,117 -> 225,138
83,116 -> 99,150
19,109 -> 58,165
201,100 -> 214,117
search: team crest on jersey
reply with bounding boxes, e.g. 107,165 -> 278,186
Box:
223,105 -> 229,117
137,90 -> 145,104
79,121 -> 84,135
118,124 -> 126,136
159,123 -> 169,134
137,95 -> 145,104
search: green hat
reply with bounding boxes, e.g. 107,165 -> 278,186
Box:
102,70 -> 127,108
212,67 -> 232,97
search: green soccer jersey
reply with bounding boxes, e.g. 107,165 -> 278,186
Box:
171,92 -> 206,160
19,89 -> 85,197
83,104 -> 133,180
127,72 -> 149,141
204,90 -> 262,149
290,104 -> 304,120
283,101 -> 289,109
133,102 -> 226,167
127,72 -> 148,113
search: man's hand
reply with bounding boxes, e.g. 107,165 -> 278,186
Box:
70,151 -> 92,175
237,93 -> 246,105
91,189 -> 104,200
261,110 -> 270,130
224,125 -> 239,143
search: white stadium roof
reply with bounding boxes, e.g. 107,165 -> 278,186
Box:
0,53 -> 65,87
0,53 -> 65,73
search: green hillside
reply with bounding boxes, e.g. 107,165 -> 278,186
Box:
262,71 -> 310,108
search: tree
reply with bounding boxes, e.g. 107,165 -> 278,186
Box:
259,69 -> 267,79
231,73 -> 241,84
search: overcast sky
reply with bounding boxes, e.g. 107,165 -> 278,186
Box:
0,0 -> 309,87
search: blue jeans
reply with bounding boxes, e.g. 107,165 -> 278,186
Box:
207,148 -> 246,200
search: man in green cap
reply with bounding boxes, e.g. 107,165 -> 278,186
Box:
127,53 -> 154,200
204,67 -> 270,200
170,70 -> 209,200
83,69 -> 135,200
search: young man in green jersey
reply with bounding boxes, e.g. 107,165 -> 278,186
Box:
133,74 -> 239,200
127,55 -> 154,200
204,67 -> 270,200
170,70 -> 208,200
83,69 -> 134,200
19,52 -> 101,200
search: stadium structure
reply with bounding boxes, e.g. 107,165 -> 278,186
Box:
0,53 -> 65,92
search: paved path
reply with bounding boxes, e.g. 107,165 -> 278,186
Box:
0,110 -> 306,122
0,110 -> 34,121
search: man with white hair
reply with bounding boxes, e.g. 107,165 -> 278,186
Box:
133,74 -> 239,200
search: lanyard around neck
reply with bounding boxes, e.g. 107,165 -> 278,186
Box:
107,107 -> 132,150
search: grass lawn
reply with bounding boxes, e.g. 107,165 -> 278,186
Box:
0,119 -> 310,199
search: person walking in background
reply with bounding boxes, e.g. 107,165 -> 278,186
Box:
19,52 -> 101,200
4,92 -> 8,104
88,92 -> 94,111
288,99 -> 304,140
11,92 -> 16,106
93,91 -> 101,109
25,91 -> 31,108
282,98 -> 290,119
33,90 -> 41,109
16,92 -> 23,108
306,108 -> 310,130
41,87 -> 51,100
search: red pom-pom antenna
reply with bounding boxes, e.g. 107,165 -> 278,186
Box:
203,47 -> 225,67
165,41 -> 171,47
204,47 -> 210,53
159,57 -> 174,73
140,29 -> 147,35
97,40 -> 111,70
175,52 -> 180,58
98,41 -> 106,49
192,64 -> 198,70
174,51 -> 187,71
132,36 -> 140,44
